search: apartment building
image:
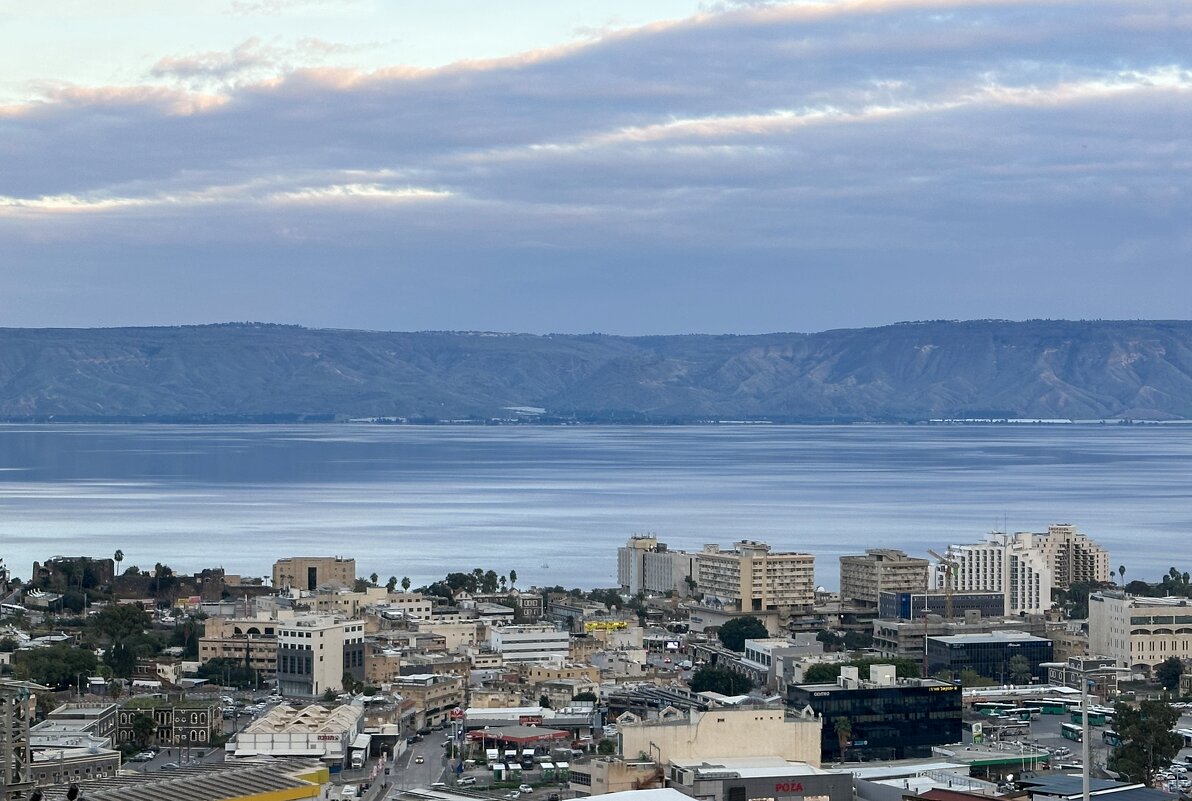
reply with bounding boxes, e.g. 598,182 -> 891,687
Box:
697,541 -> 815,613
1088,591 -> 1192,672
272,556 -> 356,592
839,549 -> 929,608
276,615 -> 366,697
488,624 -> 570,664
199,615 -> 282,675
389,673 -> 466,729
1039,524 -> 1110,587
617,535 -> 698,597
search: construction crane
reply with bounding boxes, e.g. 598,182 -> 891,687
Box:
928,549 -> 957,620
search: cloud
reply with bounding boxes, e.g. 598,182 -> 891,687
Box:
3,0 -> 1191,332
228,0 -> 360,15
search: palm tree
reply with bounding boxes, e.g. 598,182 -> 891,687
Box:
1008,654 -> 1032,685
114,549 -> 124,577
1118,565 -> 1125,585
369,573 -> 379,587
401,576 -> 411,592
833,716 -> 852,761
508,569 -> 518,589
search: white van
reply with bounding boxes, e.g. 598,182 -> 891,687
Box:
341,786 -> 358,799
350,753 -> 364,769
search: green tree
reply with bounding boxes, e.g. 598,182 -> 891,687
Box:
1008,654 -> 1032,684
0,637 -> 17,652
130,713 -> 156,749
717,616 -> 768,652
90,603 -> 151,642
597,738 -> 616,755
690,665 -> 755,695
1109,700 -> 1181,784
322,688 -> 338,703
13,645 -> 98,690
803,657 -> 921,684
401,576 -> 411,592
369,573 -> 379,587
833,716 -> 852,760
508,570 -> 517,588
197,657 -> 256,689
573,691 -> 598,703
959,668 -> 993,687
1156,656 -> 1184,691
1117,565 -> 1125,585
114,549 -> 124,579
104,642 -> 137,678
538,694 -> 552,709
385,576 -> 398,592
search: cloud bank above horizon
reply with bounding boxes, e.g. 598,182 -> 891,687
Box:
2,0 -> 1190,334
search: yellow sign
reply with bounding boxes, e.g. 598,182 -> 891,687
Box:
584,621 -> 629,632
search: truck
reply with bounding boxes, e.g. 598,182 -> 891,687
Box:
350,752 -> 365,769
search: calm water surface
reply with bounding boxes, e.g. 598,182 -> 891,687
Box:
1,424 -> 1190,589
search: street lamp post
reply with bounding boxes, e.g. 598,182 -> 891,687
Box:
1076,664 -> 1131,801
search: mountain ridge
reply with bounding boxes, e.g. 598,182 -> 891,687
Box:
3,319 -> 1192,422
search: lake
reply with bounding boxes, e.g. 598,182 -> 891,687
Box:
1,423 -> 1190,589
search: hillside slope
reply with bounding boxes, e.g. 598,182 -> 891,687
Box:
2,320 -> 1192,421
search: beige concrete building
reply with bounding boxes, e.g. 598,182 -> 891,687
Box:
839,549 -> 929,608
276,615 -> 366,697
273,556 -> 356,591
618,535 -> 698,598
521,663 -> 602,684
570,758 -> 663,796
199,616 -> 282,674
389,673 -> 466,729
619,707 -> 821,767
1088,590 -> 1192,672
697,541 -> 815,614
1039,524 -> 1110,588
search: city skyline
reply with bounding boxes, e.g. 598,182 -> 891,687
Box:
2,1 -> 1189,334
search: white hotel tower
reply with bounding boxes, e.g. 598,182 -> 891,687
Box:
939,524 -> 1109,616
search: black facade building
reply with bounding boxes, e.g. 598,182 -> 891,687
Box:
786,677 -> 962,761
925,631 -> 1053,682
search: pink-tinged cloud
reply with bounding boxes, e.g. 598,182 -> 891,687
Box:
1,0 -> 1190,333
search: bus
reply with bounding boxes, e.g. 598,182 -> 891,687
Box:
1023,699 -> 1068,715
974,702 -> 1016,715
1102,730 -> 1122,747
1005,707 -> 1039,721
1061,723 -> 1084,742
986,720 -> 1031,739
1072,710 -> 1106,727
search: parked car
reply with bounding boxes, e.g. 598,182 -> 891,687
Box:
457,777 -> 477,786
519,784 -> 534,793
160,762 -> 180,771
129,752 -> 154,762
505,793 -> 520,800
414,755 -> 424,764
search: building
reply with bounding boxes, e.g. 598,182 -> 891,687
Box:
925,631 -> 1053,682
1088,591 -> 1192,673
37,703 -> 117,746
878,591 -> 1006,621
840,550 -> 930,608
198,615 -> 281,675
272,556 -> 356,591
276,615 -> 366,697
1037,524 -> 1110,588
1041,656 -> 1121,700
618,536 -> 698,598
739,636 -> 825,691
619,707 -> 822,767
488,624 -> 570,664
697,541 -> 815,614
116,699 -> 219,749
668,757 -> 852,801
570,758 -> 666,797
939,533 -> 1051,615
232,704 -> 364,768
389,673 -> 466,729
786,665 -> 962,762
872,614 -> 1049,663
939,526 -> 1109,616
30,760 -> 328,801
28,746 -> 121,788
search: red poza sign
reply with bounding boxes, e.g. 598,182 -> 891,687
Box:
774,782 -> 804,793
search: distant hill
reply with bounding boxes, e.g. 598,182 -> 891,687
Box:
3,320 -> 1192,422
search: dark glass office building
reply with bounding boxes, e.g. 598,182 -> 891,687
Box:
878,591 -> 1006,621
786,678 -> 962,761
925,631 -> 1053,682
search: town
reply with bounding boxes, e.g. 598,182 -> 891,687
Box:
2,524 -> 1191,801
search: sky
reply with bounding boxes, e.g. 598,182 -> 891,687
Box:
1,0 -> 1190,335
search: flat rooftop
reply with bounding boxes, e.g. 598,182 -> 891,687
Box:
929,631 -> 1051,644
672,757 -> 826,779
